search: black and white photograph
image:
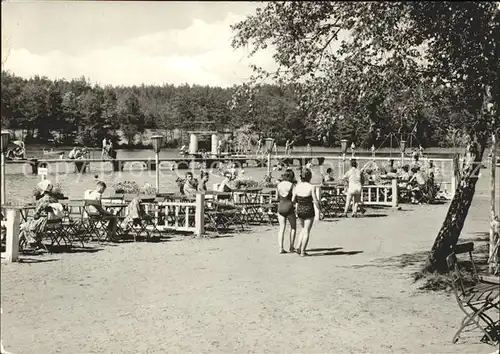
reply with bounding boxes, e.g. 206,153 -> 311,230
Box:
1,1 -> 499,353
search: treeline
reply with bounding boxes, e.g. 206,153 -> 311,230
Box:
1,70 -> 459,148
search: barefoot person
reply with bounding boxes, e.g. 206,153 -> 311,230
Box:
342,159 -> 364,217
292,168 -> 321,257
101,137 -> 108,159
276,169 -> 297,254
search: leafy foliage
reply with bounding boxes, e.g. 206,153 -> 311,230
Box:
1,68 -> 472,148
111,181 -> 156,195
231,1 -> 499,273
231,1 -> 499,145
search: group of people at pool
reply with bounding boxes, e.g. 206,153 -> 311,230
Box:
274,155 -> 440,255
275,159 -> 365,256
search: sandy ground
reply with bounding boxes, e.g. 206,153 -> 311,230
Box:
1,196 -> 498,353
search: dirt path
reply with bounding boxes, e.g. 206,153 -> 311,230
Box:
1,200 -> 496,354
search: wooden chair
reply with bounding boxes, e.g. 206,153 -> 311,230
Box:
204,201 -> 244,235
447,242 -> 499,344
82,199 -> 118,242
62,200 -> 87,247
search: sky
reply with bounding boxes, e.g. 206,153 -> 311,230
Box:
1,1 -> 275,87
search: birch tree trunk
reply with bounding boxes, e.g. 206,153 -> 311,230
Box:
489,132 -> 499,274
424,138 -> 487,273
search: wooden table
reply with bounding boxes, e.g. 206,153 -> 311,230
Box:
1,204 -> 36,222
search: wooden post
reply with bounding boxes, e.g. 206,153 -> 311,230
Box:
267,152 -> 271,175
194,192 -> 205,237
5,209 -> 20,262
391,179 -> 398,208
1,152 -> 5,205
155,153 -> 160,193
489,132 -> 498,274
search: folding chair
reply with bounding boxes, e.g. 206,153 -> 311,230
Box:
82,200 -> 118,242
139,197 -> 163,239
204,201 -> 244,234
447,242 -> 499,344
44,219 -> 71,248
63,200 -> 87,247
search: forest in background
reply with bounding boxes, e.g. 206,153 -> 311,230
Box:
1,70 -> 467,149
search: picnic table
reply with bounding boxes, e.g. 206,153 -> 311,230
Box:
1,204 -> 36,222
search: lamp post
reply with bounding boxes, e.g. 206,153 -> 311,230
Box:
151,135 -> 164,193
264,138 -> 275,176
340,139 -> 348,175
400,140 -> 406,165
1,131 -> 10,205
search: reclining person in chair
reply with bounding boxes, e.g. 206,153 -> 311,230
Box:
84,181 -> 118,238
19,180 -> 64,249
408,167 -> 432,204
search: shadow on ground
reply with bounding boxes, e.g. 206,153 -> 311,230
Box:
17,257 -> 59,264
350,251 -> 430,270
309,249 -> 363,257
361,214 -> 388,218
18,246 -> 104,257
375,251 -> 430,268
465,231 -> 490,242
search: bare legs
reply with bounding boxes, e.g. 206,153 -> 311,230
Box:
288,214 -> 297,252
277,213 -> 297,253
351,193 -> 361,216
343,192 -> 361,217
343,193 -> 353,216
296,217 -> 314,256
277,214 -> 287,253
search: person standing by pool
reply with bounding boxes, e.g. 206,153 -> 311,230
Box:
342,159 -> 364,217
292,168 -> 321,257
276,169 -> 297,254
101,137 -> 108,159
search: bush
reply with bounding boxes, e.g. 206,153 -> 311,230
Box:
233,179 -> 259,189
112,181 -> 141,194
111,181 -> 157,195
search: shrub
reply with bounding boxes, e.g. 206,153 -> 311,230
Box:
111,181 -> 140,194
111,181 -> 158,195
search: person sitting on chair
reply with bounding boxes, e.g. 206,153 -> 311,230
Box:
68,147 -> 80,160
84,181 -> 118,238
218,172 -> 234,192
198,171 -> 209,193
322,168 -> 335,183
183,172 -> 198,197
19,180 -> 63,249
408,167 -> 428,203
6,141 -> 26,160
399,165 -> 411,182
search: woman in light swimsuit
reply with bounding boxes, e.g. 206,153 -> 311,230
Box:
292,168 -> 321,257
342,159 -> 364,217
276,169 -> 297,254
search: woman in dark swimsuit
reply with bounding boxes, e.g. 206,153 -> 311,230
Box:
276,169 -> 297,254
292,168 -> 321,256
